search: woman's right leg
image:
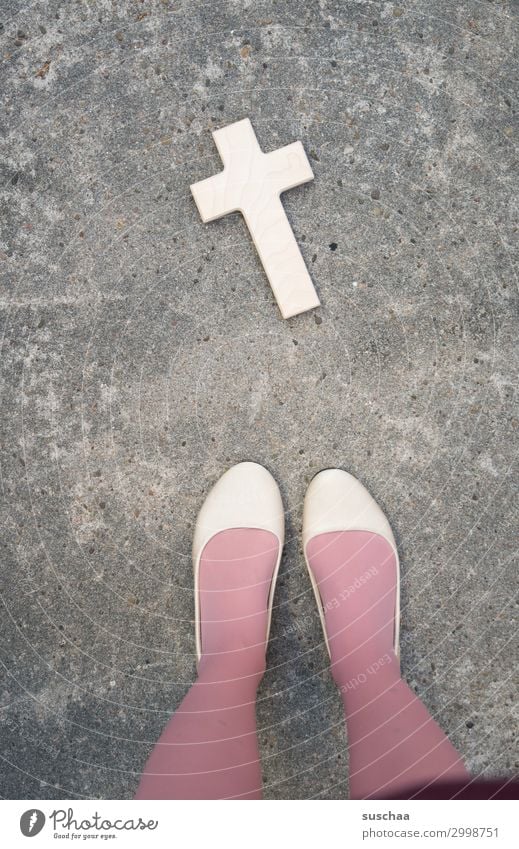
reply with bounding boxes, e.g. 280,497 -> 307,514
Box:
309,530 -> 469,799
304,471 -> 469,800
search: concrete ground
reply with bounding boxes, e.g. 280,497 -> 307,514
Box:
0,0 -> 517,799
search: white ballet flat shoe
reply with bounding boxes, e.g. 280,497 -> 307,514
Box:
192,461 -> 285,663
302,469 -> 400,659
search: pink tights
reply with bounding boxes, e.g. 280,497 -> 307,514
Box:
135,529 -> 277,799
136,529 -> 468,799
306,531 -> 469,799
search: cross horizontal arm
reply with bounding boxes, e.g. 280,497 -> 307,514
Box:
264,142 -> 314,194
190,170 -> 241,223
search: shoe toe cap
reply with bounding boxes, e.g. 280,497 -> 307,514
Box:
193,462 -> 284,560
303,469 -> 396,552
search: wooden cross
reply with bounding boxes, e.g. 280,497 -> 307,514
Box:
190,118 -> 320,319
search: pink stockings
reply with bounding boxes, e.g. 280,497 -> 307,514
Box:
306,531 -> 469,799
134,655 -> 264,800
136,529 -> 468,800
135,529 -> 278,800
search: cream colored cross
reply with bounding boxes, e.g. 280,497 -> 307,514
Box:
190,118 -> 320,319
